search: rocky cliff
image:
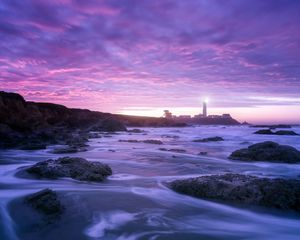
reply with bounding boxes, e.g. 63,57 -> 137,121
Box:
0,91 -> 120,132
0,91 -> 126,149
0,91 -> 186,149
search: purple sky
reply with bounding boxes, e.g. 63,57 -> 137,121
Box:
1,0 -> 300,123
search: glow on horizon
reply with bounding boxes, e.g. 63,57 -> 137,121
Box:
118,105 -> 300,124
0,0 -> 300,124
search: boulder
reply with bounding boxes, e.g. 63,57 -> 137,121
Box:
254,129 -> 274,135
101,118 -> 127,132
159,148 -> 186,153
161,135 -> 180,139
0,91 -> 127,149
26,157 -> 112,182
88,132 -> 102,138
19,143 -> 47,150
250,124 -> 291,129
193,136 -> 224,142
274,130 -> 299,136
90,118 -> 127,132
24,188 -> 64,216
198,151 -> 208,155
119,139 -> 139,143
142,140 -> 163,145
127,129 -> 145,133
50,145 -> 85,154
119,139 -> 163,144
254,129 -> 299,135
169,174 -> 300,211
229,141 -> 300,163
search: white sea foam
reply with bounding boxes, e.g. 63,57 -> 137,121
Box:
1,126 -> 300,239
84,211 -> 137,238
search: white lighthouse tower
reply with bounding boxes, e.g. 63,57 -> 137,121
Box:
203,99 -> 207,117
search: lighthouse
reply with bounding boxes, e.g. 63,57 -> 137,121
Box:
203,100 -> 207,117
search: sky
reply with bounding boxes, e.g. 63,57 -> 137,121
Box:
0,0 -> 300,124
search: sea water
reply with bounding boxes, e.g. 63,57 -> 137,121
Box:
0,126 -> 300,240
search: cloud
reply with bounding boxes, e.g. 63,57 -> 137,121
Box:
0,0 -> 300,121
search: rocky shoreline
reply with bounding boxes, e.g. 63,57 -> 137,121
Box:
0,91 -> 186,150
167,140 -> 300,212
1,91 -> 300,227
24,157 -> 112,182
229,141 -> 300,163
0,91 -> 127,150
169,173 -> 300,211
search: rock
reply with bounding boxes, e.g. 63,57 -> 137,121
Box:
169,174 -> 300,211
193,136 -> 224,142
119,139 -> 139,143
103,135 -> 113,137
116,114 -> 188,127
88,132 -> 102,138
254,129 -> 274,135
24,188 -> 64,216
198,151 -> 208,155
0,123 -> 24,148
101,118 -> 127,132
119,139 -> 163,144
91,118 -> 127,132
250,124 -> 291,129
229,141 -> 300,163
50,145 -> 87,154
142,140 -> 163,145
240,141 -> 251,145
159,148 -> 186,153
127,129 -> 145,133
254,129 -> 299,135
26,157 -> 112,182
161,135 -> 180,139
19,142 -> 47,150
0,91 -> 128,149
65,134 -> 89,147
274,130 -> 299,136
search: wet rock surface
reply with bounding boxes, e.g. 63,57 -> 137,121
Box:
250,124 -> 292,129
127,129 -> 146,133
254,129 -> 274,135
229,141 -> 300,163
49,145 -> 87,154
169,174 -> 300,211
25,157 -> 112,182
89,118 -> 127,132
119,139 -> 163,144
193,136 -> 224,142
119,139 -> 139,143
0,91 -> 126,149
24,188 -> 64,216
198,151 -> 208,155
161,135 -> 180,139
19,143 -> 47,150
142,140 -> 163,145
159,148 -> 186,153
274,130 -> 299,135
254,129 -> 299,135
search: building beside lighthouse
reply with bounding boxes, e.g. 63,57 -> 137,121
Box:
163,100 -> 239,125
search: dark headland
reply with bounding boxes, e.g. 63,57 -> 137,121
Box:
0,91 -> 239,149
2,91 -> 300,240
0,91 -> 186,149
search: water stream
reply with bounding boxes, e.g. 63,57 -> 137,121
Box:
1,126 -> 300,239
